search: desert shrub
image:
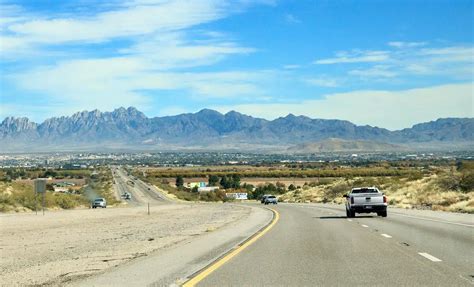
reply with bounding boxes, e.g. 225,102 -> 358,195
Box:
0,193 -> 14,212
459,172 -> 474,192
199,190 -> 227,202
173,190 -> 198,201
53,193 -> 85,209
436,175 -> 460,191
324,182 -> 351,200
309,181 -> 318,187
317,178 -> 336,185
407,172 -> 424,181
10,190 -> 38,210
456,161 -> 474,172
352,177 -> 378,187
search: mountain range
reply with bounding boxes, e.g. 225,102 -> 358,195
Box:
1,107 -> 473,153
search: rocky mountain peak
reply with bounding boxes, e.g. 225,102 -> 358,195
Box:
0,117 -> 37,134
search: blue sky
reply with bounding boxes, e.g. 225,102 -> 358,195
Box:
0,0 -> 472,130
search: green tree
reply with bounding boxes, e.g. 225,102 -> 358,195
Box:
43,170 -> 58,178
176,175 -> 184,189
220,176 -> 230,189
231,174 -> 241,188
209,175 -> 219,186
191,186 -> 199,193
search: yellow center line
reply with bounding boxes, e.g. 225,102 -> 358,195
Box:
182,207 -> 280,287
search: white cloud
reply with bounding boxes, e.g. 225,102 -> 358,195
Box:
283,64 -> 301,69
285,14 -> 301,24
119,31 -> 255,70
304,76 -> 340,87
388,41 -> 426,48
315,43 -> 474,82
5,1 -> 225,47
314,50 -> 390,64
213,83 -> 474,130
349,65 -> 398,78
4,0 -> 266,113
11,54 -> 270,113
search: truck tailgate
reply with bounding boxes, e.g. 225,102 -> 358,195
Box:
352,193 -> 384,205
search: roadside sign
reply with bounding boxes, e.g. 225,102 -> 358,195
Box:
34,179 -> 46,193
34,179 -> 47,216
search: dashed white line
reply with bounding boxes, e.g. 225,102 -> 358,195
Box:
418,252 -> 442,262
361,224 -> 369,228
347,219 -> 353,222
381,234 -> 392,238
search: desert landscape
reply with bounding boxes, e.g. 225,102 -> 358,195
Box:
0,203 -> 250,286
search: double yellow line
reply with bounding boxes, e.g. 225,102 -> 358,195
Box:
182,208 -> 280,287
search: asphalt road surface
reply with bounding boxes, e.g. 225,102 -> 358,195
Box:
112,167 -> 170,206
197,203 -> 474,286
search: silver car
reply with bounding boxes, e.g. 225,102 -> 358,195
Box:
92,198 -> 107,208
264,195 -> 278,205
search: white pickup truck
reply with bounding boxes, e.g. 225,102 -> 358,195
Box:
344,187 -> 387,218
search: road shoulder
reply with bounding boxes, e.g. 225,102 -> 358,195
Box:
72,204 -> 273,287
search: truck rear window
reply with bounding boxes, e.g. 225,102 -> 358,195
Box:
352,188 -> 378,194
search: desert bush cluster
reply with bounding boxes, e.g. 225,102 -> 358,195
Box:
279,162 -> 473,213
0,168 -> 117,212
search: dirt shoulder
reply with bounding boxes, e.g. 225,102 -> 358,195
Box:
0,203 -> 250,286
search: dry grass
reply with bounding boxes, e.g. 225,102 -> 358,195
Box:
279,171 -> 474,213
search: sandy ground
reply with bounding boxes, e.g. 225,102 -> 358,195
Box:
0,203 -> 250,286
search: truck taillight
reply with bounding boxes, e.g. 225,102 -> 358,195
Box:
350,197 -> 354,204
383,195 -> 387,203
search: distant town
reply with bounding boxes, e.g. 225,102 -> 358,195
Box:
1,151 -> 472,169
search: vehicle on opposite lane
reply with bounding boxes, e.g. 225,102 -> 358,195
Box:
344,187 -> 387,218
260,194 -> 272,204
92,198 -> 107,208
264,195 -> 278,205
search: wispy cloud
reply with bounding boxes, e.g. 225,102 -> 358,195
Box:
214,82 -> 474,130
11,55 -> 270,113
3,0 -> 271,116
348,65 -> 398,78
388,41 -> 426,48
315,43 -> 473,82
304,76 -> 340,87
285,13 -> 301,24
283,64 -> 301,69
314,50 -> 390,64
2,1 -> 225,51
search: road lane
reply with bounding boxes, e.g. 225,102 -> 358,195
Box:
197,204 -> 472,286
305,203 -> 474,280
112,167 -> 169,206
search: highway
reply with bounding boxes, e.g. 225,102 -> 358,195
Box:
111,167 -> 170,206
196,203 -> 474,286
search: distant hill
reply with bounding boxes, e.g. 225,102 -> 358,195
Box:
1,107 -> 472,152
287,138 -> 406,153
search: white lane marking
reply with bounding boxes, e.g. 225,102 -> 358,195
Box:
361,224 -> 369,228
381,234 -> 392,238
391,213 -> 473,228
347,219 -> 353,222
418,252 -> 442,262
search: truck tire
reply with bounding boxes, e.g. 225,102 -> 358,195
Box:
350,210 -> 356,218
381,211 -> 387,217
